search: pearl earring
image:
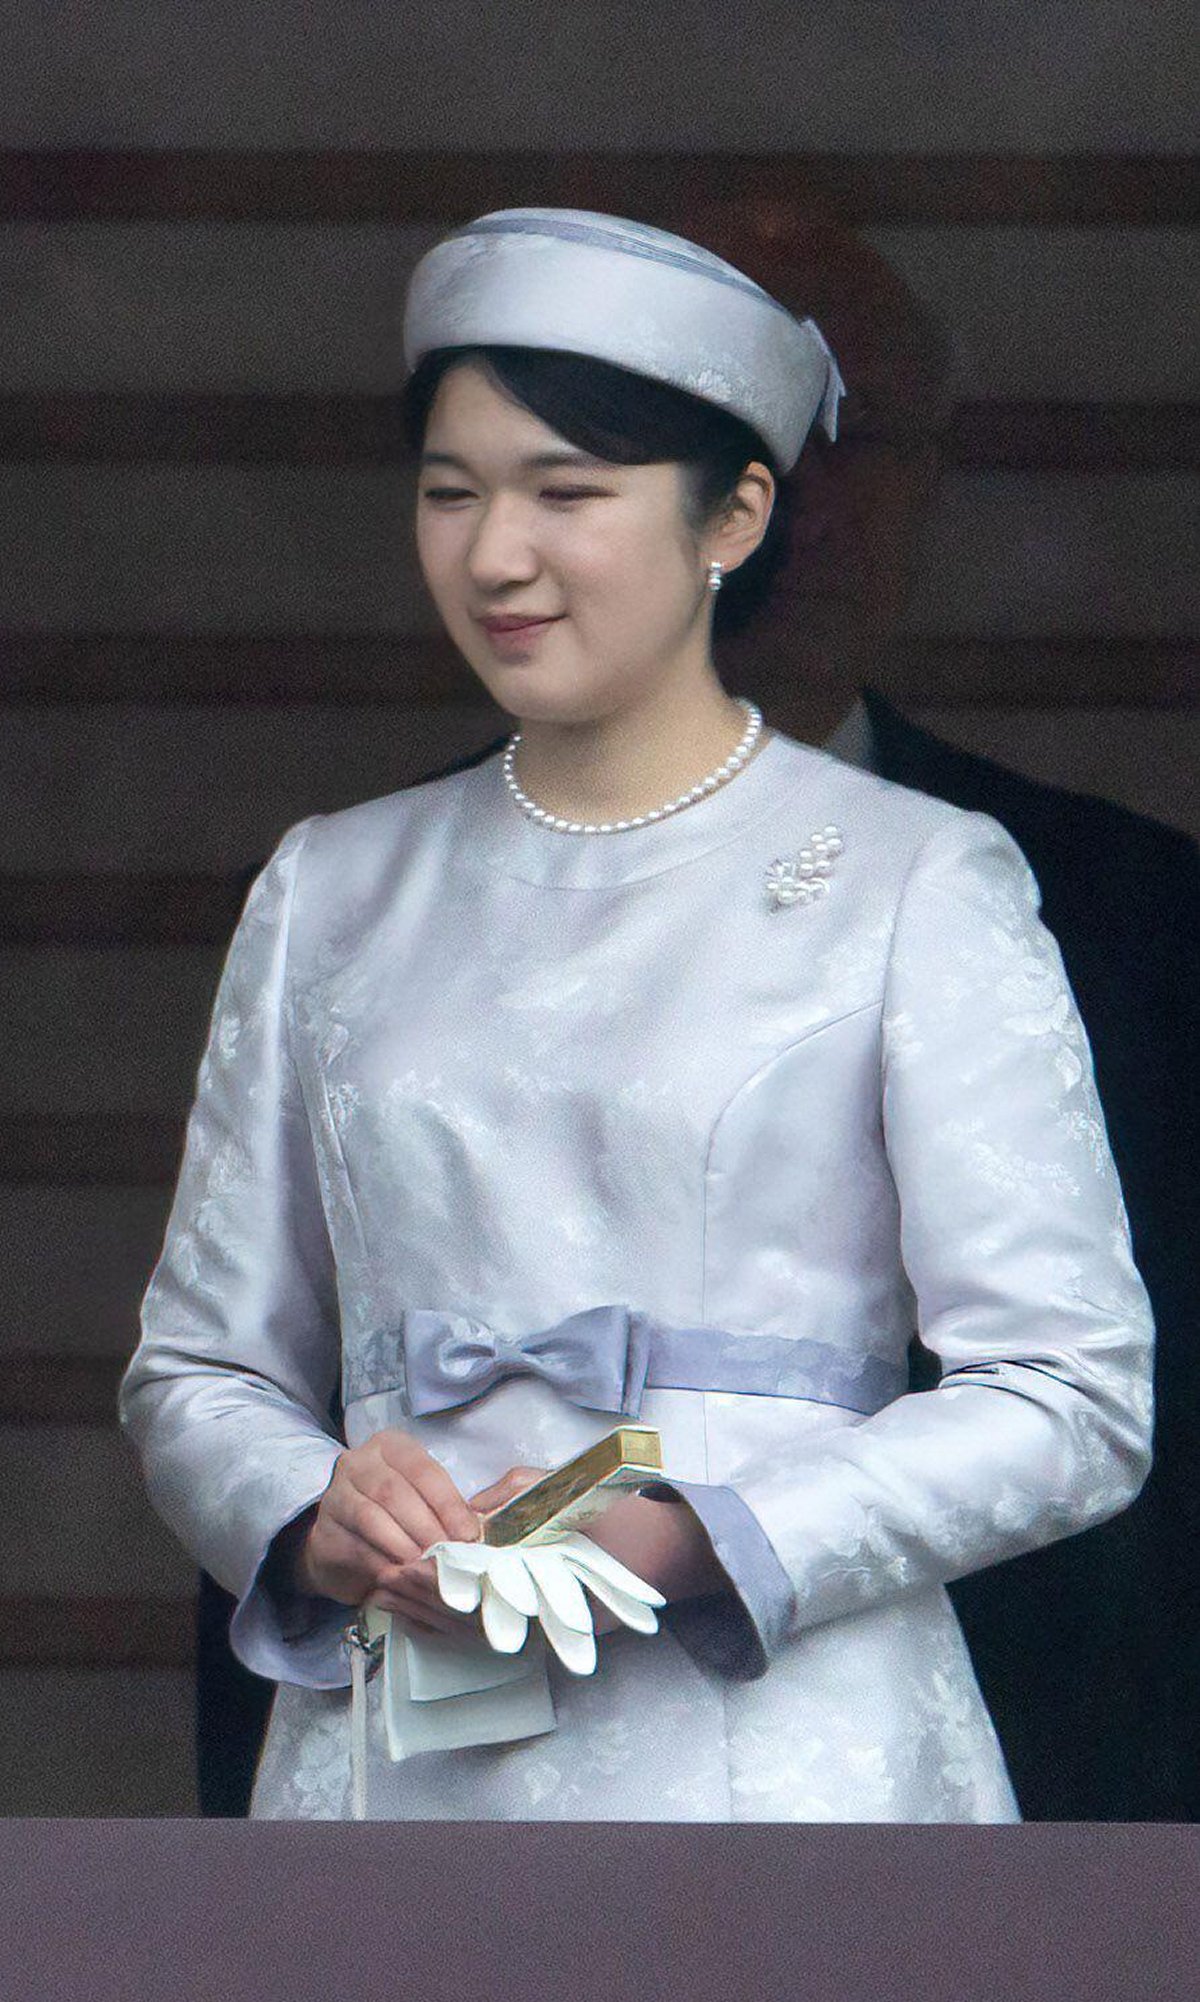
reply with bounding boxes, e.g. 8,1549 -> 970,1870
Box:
707,560 -> 724,594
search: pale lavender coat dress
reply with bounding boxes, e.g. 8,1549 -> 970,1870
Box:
119,727 -> 1154,1820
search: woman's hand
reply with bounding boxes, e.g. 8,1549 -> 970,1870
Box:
459,1464 -> 622,1637
288,1428 -> 488,1639
286,1449 -> 726,1644
374,1462 -> 551,1639
462,1464 -> 548,1515
460,1470 -> 729,1639
578,1491 -> 729,1633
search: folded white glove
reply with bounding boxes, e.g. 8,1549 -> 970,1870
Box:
424,1529 -> 668,1675
347,1531 -> 669,1798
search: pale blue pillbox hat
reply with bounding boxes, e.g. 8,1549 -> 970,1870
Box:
402,207 -> 846,473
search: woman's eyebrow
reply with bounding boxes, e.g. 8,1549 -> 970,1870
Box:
419,448 -> 609,472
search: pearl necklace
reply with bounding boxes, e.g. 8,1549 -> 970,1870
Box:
502,698 -> 765,835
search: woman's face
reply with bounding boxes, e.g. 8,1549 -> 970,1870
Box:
414,360 -> 719,725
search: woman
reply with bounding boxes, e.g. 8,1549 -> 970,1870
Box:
119,208 -> 1154,1821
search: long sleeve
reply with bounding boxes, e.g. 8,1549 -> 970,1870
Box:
119,815 -> 351,1688
645,811 -> 1156,1679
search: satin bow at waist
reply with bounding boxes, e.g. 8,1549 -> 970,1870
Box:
342,1305 -> 907,1419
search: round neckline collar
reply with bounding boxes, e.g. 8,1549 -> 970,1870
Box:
456,728 -> 819,886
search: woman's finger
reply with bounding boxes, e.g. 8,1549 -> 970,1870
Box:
370,1586 -> 481,1638
378,1554 -> 482,1627
376,1432 -> 482,1542
378,1553 -> 445,1601
468,1466 -> 547,1511
300,1514 -> 410,1600
367,1470 -> 462,1559
332,1482 -> 432,1568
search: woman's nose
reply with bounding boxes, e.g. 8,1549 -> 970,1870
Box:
464,498 -> 540,587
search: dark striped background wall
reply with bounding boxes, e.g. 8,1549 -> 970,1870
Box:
1,2 -> 1196,1815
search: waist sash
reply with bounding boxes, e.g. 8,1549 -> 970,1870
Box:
343,1304 -> 907,1420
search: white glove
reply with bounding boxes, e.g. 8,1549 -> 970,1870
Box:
423,1529 -> 667,1675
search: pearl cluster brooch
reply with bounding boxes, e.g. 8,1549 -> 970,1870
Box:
502,697 -> 764,835
764,827 -> 844,911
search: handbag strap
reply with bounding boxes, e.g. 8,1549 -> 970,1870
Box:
342,1615 -> 384,1820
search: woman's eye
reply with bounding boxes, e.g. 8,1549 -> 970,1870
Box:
420,487 -> 606,504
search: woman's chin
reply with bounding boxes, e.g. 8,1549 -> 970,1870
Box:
469,672 -> 605,726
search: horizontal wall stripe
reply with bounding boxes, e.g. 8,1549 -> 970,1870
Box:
0,633 -> 469,702
0,1185 -> 168,1358
0,1666 -> 195,1814
2,394 -> 1194,471
2,1424 -> 195,1595
6,224 -> 1194,404
1,1657 -> 195,1817
0,700 -> 506,872
864,226 -> 1200,404
3,2 -> 1196,152
902,474 -> 1199,634
1,467 -> 1195,633
949,403 -> 1199,472
912,704 -> 1199,839
0,874 -> 251,945
1,1356 -> 123,1424
2,634 -> 1194,709
0,1597 -> 193,1668
0,1116 -> 185,1185
0,947 -> 225,1117
1,393 -> 422,466
4,151 -> 1197,226
884,638 -> 1198,708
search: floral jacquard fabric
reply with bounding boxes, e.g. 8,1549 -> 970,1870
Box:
119,729 -> 1154,1820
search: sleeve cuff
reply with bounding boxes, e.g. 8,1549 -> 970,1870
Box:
637,1476 -> 796,1681
228,1479 -> 352,1690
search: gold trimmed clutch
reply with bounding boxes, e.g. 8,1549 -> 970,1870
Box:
479,1424 -> 664,1547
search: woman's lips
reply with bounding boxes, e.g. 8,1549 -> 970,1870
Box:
479,616 -> 562,652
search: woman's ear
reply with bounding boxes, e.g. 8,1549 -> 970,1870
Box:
715,463 -> 776,568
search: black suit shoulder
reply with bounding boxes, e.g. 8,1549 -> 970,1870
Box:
859,685 -> 1197,913
858,687 -> 1198,1056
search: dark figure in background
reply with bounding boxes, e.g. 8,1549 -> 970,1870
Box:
194,201 -> 1198,1820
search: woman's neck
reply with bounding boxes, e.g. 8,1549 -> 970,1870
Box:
508,688 -> 770,824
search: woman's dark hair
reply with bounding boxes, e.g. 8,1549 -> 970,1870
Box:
400,345 -> 794,641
